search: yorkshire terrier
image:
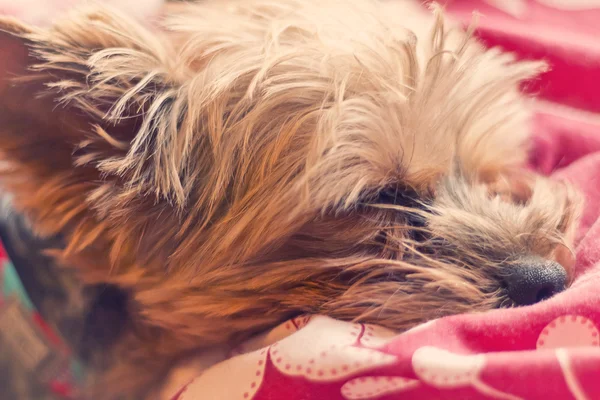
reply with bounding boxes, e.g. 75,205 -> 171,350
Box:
0,0 -> 580,398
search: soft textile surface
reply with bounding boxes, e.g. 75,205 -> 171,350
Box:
173,2 -> 600,400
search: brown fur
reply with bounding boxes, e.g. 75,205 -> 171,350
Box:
0,1 -> 580,398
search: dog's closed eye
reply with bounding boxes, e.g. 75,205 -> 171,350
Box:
374,185 -> 423,208
368,186 -> 431,243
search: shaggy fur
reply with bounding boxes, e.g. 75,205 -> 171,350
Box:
0,0 -> 580,398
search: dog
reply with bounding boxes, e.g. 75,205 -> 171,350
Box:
0,0 -> 580,398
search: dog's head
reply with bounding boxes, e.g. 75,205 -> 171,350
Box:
0,1 -> 580,348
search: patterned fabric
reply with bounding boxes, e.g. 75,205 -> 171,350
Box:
0,243 -> 86,399
173,2 -> 600,400
174,313 -> 600,400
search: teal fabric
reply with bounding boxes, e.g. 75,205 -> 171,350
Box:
1,257 -> 86,390
1,260 -> 34,310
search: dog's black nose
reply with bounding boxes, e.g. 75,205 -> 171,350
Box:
504,257 -> 567,306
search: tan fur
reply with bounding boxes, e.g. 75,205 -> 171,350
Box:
0,1 -> 580,398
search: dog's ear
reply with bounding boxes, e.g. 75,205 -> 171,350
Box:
0,8 -> 186,272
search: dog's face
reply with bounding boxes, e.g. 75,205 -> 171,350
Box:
0,0 -> 580,355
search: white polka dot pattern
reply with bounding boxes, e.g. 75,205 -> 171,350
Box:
359,325 -> 397,348
292,315 -> 312,329
172,314 -> 600,400
231,318 -> 299,356
537,315 -> 600,350
270,316 -> 397,381
341,376 -> 420,399
412,346 -> 485,388
180,348 -> 268,400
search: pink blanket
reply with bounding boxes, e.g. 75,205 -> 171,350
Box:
173,2 -> 600,400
